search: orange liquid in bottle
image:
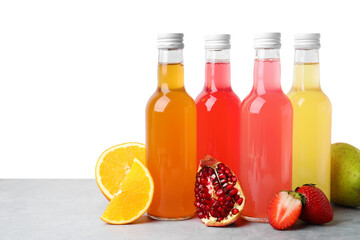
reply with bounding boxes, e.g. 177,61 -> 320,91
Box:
146,63 -> 197,220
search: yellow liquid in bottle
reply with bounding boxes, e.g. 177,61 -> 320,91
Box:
146,63 -> 197,219
288,63 -> 332,199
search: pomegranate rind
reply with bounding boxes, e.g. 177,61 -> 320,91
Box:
195,155 -> 246,227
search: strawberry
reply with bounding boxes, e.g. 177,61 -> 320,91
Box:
268,191 -> 304,230
295,184 -> 333,224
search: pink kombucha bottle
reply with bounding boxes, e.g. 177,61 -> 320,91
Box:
196,34 -> 241,176
239,33 -> 293,222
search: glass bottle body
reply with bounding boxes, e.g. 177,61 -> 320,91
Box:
146,49 -> 197,220
195,49 -> 241,176
239,49 -> 293,222
287,49 -> 331,199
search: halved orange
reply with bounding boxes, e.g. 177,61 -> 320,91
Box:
95,142 -> 145,200
101,158 -> 154,224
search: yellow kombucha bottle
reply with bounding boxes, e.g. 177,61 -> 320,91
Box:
287,34 -> 332,198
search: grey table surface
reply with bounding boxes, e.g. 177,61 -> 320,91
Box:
0,180 -> 359,240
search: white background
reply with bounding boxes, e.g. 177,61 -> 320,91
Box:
0,0 -> 359,178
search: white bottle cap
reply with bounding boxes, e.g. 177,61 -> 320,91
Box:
205,34 -> 231,49
157,33 -> 184,49
254,32 -> 281,49
294,33 -> 320,49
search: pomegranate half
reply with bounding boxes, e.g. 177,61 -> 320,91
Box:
194,155 -> 245,226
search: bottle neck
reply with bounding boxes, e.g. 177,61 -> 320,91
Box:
205,49 -> 231,91
253,49 -> 281,94
158,49 -> 184,91
292,49 -> 320,91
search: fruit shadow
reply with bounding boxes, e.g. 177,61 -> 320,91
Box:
234,218 -> 306,230
292,218 -> 340,229
232,218 -> 251,227
128,214 -> 200,225
332,203 -> 360,211
127,214 -> 155,225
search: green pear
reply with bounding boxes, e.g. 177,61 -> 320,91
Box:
331,143 -> 360,207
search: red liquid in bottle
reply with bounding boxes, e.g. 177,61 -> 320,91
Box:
196,62 -> 241,176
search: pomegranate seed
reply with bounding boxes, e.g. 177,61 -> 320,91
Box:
198,212 -> 205,219
225,184 -> 233,191
214,184 -> 220,191
218,163 -> 225,170
208,167 -> 215,175
219,174 -> 227,180
216,189 -> 225,196
210,174 -> 217,181
220,211 -> 226,218
205,199 -> 212,205
203,193 -> 210,199
218,196 -> 225,202
224,200 -> 230,207
226,195 -> 232,201
195,182 -> 199,187
230,188 -> 238,196
227,172 -> 233,178
195,201 -> 201,208
217,217 -> 223,222
217,206 -> 223,212
200,177 -> 208,185
196,177 -> 201,183
232,209 -> 239,215
202,185 -> 209,192
222,183 -> 228,188
236,197 -> 243,205
210,209 -> 216,217
234,194 -> 240,200
231,176 -> 237,182
196,196 -> 200,201
195,188 -> 199,193
220,179 -> 227,184
224,168 -> 230,174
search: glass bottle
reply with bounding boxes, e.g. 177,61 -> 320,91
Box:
146,33 -> 197,220
196,34 -> 241,176
239,33 -> 293,222
287,33 -> 331,198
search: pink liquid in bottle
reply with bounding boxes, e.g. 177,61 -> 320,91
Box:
196,57 -> 241,176
239,53 -> 293,222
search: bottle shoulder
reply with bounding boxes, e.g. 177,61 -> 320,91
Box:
241,91 -> 292,114
287,90 -> 332,109
146,88 -> 196,112
195,89 -> 241,106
